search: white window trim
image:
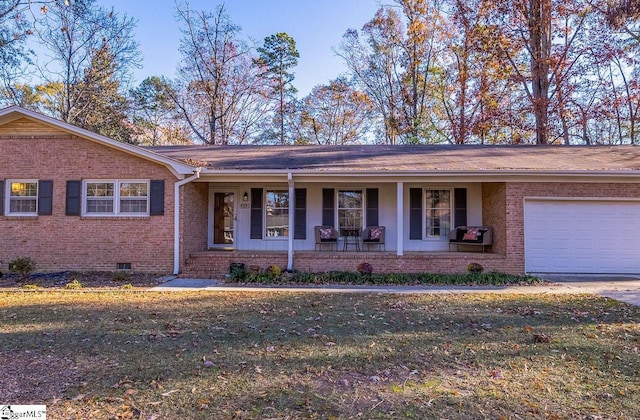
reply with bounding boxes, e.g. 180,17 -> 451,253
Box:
82,179 -> 150,217
5,179 -> 39,217
335,187 -> 366,232
424,187 -> 453,241
264,188 -> 289,240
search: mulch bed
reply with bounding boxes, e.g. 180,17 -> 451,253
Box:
0,271 -> 166,289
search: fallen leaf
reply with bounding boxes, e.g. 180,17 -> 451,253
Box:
161,390 -> 178,397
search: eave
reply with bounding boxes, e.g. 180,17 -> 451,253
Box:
0,106 -> 197,178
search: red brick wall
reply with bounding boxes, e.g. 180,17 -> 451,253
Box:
482,183 -> 507,255
1,133 -> 178,273
503,182 -> 640,273
182,251 -> 507,278
180,182 -> 209,264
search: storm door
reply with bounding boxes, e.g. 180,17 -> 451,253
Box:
212,192 -> 235,247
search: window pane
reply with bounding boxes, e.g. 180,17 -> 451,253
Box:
338,190 -> 362,209
266,190 -> 289,237
120,182 -> 147,197
10,182 -> 37,197
120,199 -> 147,213
337,190 -> 363,230
87,199 -> 114,213
87,183 -> 114,197
425,190 -> 451,238
10,198 -> 37,213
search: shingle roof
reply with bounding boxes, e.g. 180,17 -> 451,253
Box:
146,144 -> 640,173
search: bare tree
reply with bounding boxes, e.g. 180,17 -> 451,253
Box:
30,0 -> 139,127
173,2 -> 267,145
0,1 -> 33,105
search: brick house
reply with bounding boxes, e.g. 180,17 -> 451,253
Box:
2,106 -> 640,277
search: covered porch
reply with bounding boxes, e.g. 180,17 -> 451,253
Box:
179,173 -> 508,276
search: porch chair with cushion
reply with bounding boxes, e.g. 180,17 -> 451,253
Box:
314,226 -> 339,251
362,226 -> 385,251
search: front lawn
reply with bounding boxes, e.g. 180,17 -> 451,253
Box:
1,291 -> 638,419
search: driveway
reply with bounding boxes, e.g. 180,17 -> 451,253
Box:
152,275 -> 640,306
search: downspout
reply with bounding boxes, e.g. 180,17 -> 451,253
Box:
287,172 -> 294,271
173,168 -> 201,275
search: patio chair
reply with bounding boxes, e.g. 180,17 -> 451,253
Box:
314,226 -> 339,251
362,226 -> 385,251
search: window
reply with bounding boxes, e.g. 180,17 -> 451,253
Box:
425,189 -> 451,238
337,189 -> 363,230
120,182 -> 148,213
7,180 -> 38,216
265,190 -> 289,238
84,180 -> 149,216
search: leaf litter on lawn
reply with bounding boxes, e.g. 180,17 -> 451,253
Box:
0,290 -> 638,419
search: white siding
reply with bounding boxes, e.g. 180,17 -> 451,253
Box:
402,183 -> 483,252
212,182 -> 483,253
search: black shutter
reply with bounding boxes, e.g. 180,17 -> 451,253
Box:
409,188 -> 423,240
37,180 -> 53,215
454,188 -> 467,227
294,188 -> 306,239
0,180 -> 4,216
250,188 -> 263,239
366,188 -> 379,227
322,188 -> 335,226
65,180 -> 81,216
149,180 -> 165,216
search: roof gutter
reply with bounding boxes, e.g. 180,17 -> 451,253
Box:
195,168 -> 640,178
173,168 -> 201,275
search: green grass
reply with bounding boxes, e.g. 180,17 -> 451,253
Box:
1,291 -> 638,419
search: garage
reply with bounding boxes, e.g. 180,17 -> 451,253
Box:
524,199 -> 640,274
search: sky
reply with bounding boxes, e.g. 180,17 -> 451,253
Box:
99,0 -> 384,96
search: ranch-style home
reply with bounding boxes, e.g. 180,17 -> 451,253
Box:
2,105 -> 640,277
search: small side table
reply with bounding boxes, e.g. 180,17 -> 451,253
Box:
341,228 -> 361,252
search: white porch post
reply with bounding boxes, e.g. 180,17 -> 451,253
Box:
287,172 -> 294,271
173,168 -> 201,275
397,181 -> 404,256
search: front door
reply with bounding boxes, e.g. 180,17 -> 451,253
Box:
212,192 -> 235,248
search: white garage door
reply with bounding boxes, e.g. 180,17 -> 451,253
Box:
524,199 -> 640,274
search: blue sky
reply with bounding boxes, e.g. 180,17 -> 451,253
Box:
100,0 -> 384,96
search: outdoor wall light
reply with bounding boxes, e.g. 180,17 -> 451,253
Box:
243,192 -> 248,202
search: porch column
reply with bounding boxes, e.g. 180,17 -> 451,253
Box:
287,172 -> 294,271
397,181 -> 404,256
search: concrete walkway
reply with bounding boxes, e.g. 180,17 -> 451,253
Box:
152,275 -> 640,306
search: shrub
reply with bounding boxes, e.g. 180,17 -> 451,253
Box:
112,271 -> 131,282
229,264 -> 246,281
268,265 -> 282,276
467,262 -> 484,273
120,283 -> 133,290
65,279 -> 83,289
9,257 -> 37,280
357,262 -> 373,275
22,284 -> 41,290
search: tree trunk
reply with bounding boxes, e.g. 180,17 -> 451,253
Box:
528,0 -> 551,145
